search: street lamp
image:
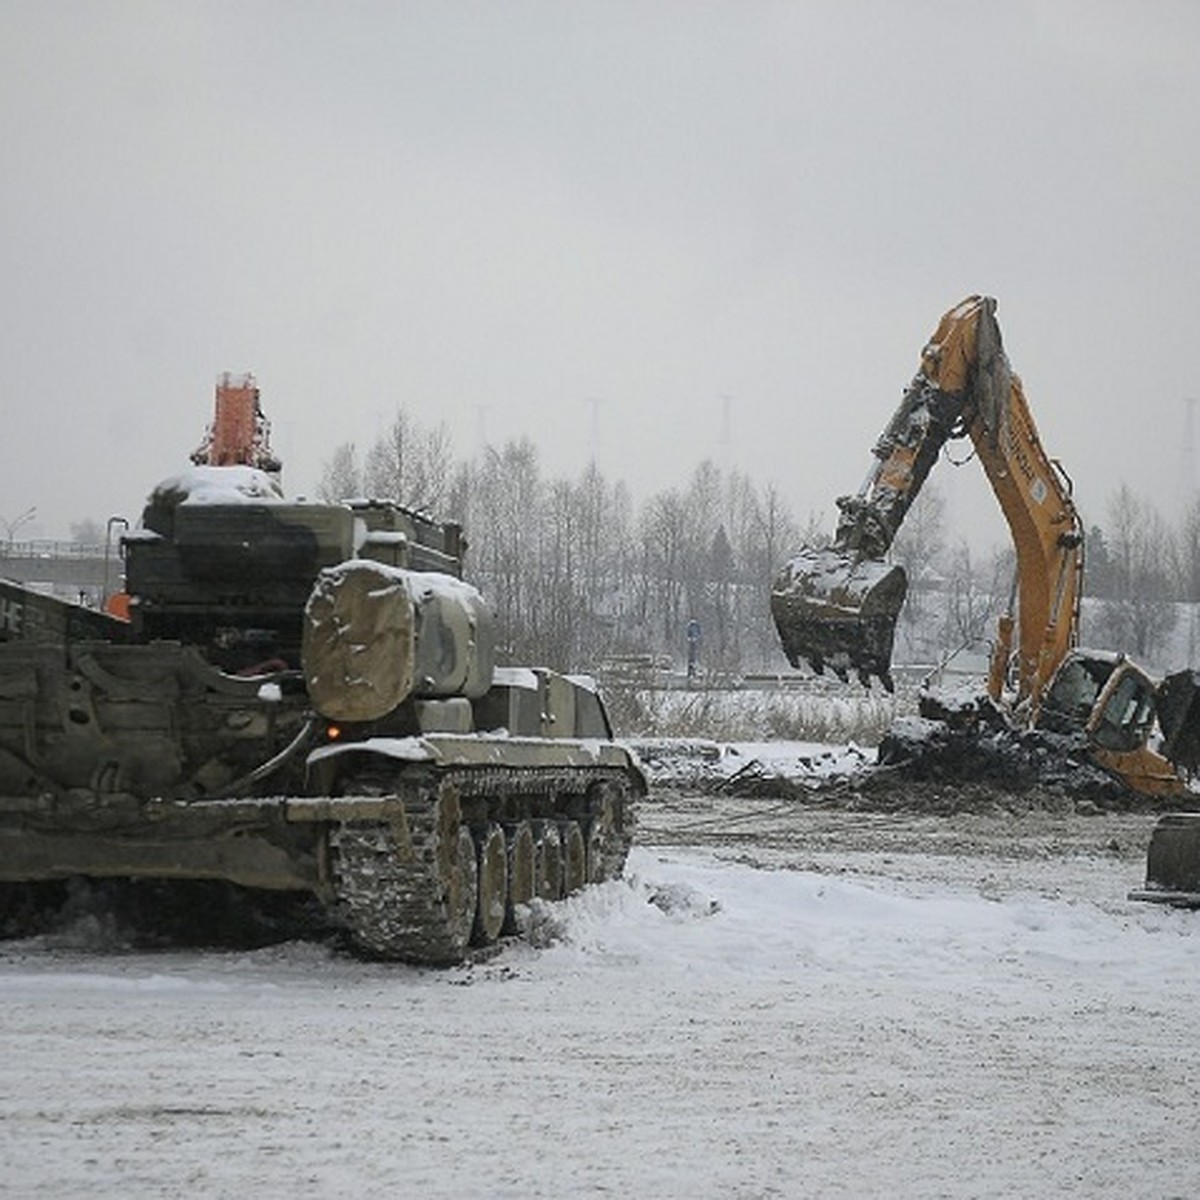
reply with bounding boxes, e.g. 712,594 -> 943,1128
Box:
1,506 -> 36,555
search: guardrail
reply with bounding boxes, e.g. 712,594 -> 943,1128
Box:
0,540 -> 111,560
0,543 -> 117,594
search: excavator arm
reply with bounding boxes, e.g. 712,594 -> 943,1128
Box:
771,295 -> 1083,712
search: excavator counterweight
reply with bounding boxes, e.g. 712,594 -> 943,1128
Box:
1129,813 -> 1200,906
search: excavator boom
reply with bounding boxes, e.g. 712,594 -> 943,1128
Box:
771,296 -> 1083,711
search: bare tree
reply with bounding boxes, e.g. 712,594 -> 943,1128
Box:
529,477 -> 569,667
570,462 -> 630,664
744,479 -> 800,668
890,484 -> 947,663
638,488 -> 689,654
681,461 -> 722,622
1175,494 -> 1200,604
1094,484 -> 1178,665
70,518 -> 104,544
939,539 -> 1005,659
469,438 -> 543,663
316,442 -> 362,503
1173,495 -> 1200,664
708,523 -> 736,668
891,483 -> 947,588
364,409 -> 453,512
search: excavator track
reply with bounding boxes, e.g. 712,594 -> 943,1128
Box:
327,763 -> 639,963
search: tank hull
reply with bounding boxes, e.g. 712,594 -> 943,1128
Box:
0,634 -> 642,963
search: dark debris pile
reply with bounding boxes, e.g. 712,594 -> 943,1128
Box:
714,718 -> 1170,816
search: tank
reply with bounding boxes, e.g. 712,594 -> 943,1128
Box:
0,462 -> 643,964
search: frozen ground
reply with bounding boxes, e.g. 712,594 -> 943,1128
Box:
2,765 -> 1199,1198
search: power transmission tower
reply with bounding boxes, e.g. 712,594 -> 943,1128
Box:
1182,398 -> 1198,499
585,397 -> 603,466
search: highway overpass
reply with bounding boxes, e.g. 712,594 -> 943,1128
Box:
0,541 -> 121,601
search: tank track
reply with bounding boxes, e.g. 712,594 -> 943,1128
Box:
329,781 -> 478,964
327,763 -> 639,964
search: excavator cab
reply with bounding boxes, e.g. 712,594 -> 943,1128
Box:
1037,650 -> 1195,797
1090,662 -> 1158,755
1036,652 -> 1113,735
1038,651 -> 1159,753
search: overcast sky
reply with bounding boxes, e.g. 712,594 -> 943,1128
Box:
3,1 -> 1199,555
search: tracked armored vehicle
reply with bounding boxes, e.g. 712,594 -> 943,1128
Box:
0,377 -> 642,962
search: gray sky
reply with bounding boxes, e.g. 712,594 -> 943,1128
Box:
3,1 -> 1199,554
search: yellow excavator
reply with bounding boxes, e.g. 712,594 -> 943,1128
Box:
769,295 -> 1200,903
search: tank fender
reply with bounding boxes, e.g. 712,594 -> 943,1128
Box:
304,735 -> 438,795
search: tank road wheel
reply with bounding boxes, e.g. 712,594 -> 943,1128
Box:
431,783 -> 478,954
585,780 -> 635,883
473,823 -> 508,946
560,820 -> 586,896
533,821 -> 563,901
503,821 -> 535,934
448,824 -> 479,952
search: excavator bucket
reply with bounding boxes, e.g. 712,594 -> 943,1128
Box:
769,547 -> 907,691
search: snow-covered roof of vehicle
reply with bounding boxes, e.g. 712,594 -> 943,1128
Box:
150,465 -> 286,507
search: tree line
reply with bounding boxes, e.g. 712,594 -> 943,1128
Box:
310,410 -> 1196,677
889,484 -> 1198,675
316,410 -> 806,676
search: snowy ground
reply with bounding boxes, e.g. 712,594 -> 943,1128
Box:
3,766 -> 1200,1198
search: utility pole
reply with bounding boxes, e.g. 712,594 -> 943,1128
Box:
1184,398 -> 1200,664
1182,397 -> 1198,509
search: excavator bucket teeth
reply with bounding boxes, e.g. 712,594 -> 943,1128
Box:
1156,669 -> 1200,774
1128,813 -> 1200,906
769,547 -> 907,691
